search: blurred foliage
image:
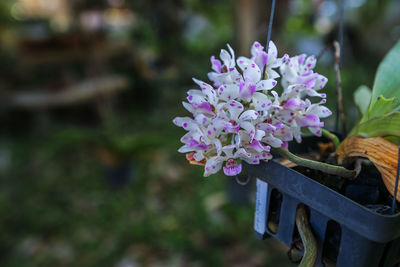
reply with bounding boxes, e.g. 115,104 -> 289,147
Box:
0,127 -> 290,266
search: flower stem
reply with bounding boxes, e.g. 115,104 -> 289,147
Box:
321,129 -> 340,148
273,147 -> 357,178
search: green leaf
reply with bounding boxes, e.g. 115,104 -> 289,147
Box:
354,85 -> 371,116
350,41 -> 400,137
368,40 -> 400,114
365,95 -> 396,121
352,111 -> 400,138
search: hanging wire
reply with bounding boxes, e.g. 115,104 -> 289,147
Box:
262,0 -> 277,80
265,0 -> 277,53
391,148 -> 400,214
236,0 -> 276,185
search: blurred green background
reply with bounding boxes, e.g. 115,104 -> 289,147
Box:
0,0 -> 399,266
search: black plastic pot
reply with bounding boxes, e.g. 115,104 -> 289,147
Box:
244,160 -> 400,267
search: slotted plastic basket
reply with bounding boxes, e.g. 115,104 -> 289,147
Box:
245,160 -> 400,267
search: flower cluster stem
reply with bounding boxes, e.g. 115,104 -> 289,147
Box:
273,147 -> 357,178
321,129 -> 340,148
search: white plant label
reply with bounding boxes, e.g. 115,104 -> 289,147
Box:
254,178 -> 268,235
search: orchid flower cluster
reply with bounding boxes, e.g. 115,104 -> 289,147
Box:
173,41 -> 332,177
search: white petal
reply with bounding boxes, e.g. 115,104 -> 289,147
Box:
239,110 -> 259,121
281,84 -> 306,100
275,127 -> 294,142
256,79 -> 277,91
309,105 -> 332,118
293,128 -> 302,143
240,121 -> 256,142
261,134 -> 283,148
239,79 -> 256,102
308,126 -> 322,137
267,41 -> 278,60
204,156 -> 224,176
252,92 -> 272,111
242,154 -> 260,165
256,123 -> 276,134
270,54 -> 288,69
194,114 -> 209,126
220,48 -> 231,65
192,78 -> 212,91
178,145 -> 194,153
192,78 -> 218,106
226,44 -> 236,67
243,62 -> 262,83
180,132 -> 192,143
247,139 -> 270,153
217,84 -> 239,101
304,89 -> 326,98
270,90 -> 281,108
261,152 -> 273,160
214,139 -> 222,156
207,72 -> 219,85
234,148 -> 252,159
193,152 -> 204,162
187,93 -> 205,105
225,100 -> 244,121
173,117 -> 195,130
305,56 -> 316,70
236,56 -> 252,71
250,41 -> 264,58
206,122 -> 222,138
267,69 -> 280,79
187,94 -> 214,115
282,98 -> 306,111
254,129 -> 266,141
313,74 -> 328,90
182,101 -> 194,114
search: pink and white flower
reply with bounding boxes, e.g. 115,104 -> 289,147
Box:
208,44 -> 241,87
174,40 -> 332,177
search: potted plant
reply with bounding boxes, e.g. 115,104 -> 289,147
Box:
173,34 -> 400,265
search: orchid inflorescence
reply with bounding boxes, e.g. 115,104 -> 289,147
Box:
173,41 -> 332,177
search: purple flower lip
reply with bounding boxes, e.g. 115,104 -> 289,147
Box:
223,159 -> 242,176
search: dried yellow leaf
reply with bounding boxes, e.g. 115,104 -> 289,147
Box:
336,136 -> 400,201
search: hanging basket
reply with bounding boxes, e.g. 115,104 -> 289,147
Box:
245,158 -> 400,267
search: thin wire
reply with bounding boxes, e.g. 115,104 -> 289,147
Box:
262,0 -> 277,79
391,148 -> 400,214
265,0 -> 276,54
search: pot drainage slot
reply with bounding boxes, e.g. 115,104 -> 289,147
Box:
267,188 -> 282,234
322,220 -> 342,264
378,241 -> 394,266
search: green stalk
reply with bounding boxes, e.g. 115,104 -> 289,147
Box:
321,129 -> 340,149
273,147 -> 357,178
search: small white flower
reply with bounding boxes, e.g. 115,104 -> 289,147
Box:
208,44 -> 242,87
